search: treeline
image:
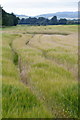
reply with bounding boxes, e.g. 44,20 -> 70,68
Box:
19,16 -> 79,25
0,6 -> 79,26
0,6 -> 19,26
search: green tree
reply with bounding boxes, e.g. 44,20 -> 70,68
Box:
49,16 -> 58,25
59,18 -> 67,25
1,7 -> 19,26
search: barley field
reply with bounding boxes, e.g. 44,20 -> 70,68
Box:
1,25 -> 79,118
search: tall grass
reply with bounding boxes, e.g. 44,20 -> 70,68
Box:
2,25 -> 78,118
2,33 -> 52,118
0,33 -> 2,119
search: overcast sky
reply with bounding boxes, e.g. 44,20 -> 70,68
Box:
0,0 -> 79,16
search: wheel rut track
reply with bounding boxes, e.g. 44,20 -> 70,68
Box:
9,34 -> 34,85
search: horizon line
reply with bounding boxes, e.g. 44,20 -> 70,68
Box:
15,11 -> 78,17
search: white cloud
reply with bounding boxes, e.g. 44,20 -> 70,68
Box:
0,0 -> 78,16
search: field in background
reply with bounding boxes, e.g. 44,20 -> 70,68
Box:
1,25 -> 78,118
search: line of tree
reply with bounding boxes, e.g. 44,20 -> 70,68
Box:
0,6 -> 79,26
19,16 -> 79,25
0,6 -> 19,26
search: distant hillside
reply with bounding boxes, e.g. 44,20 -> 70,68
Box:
35,11 -> 78,19
16,11 -> 78,19
15,11 -> 78,20
16,14 -> 29,19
